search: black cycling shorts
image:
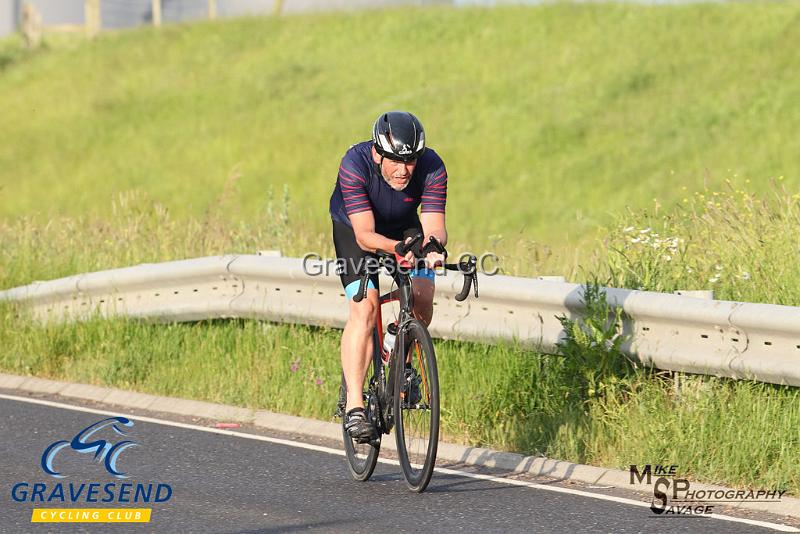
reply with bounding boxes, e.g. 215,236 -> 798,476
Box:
331,220 -> 434,299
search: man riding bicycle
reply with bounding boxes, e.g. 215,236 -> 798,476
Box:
329,111 -> 448,441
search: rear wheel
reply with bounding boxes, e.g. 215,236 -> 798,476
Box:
394,319 -> 439,492
341,333 -> 380,481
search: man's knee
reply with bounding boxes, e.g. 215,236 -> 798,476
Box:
347,291 -> 378,329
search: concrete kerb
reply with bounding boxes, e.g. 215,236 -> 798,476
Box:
147,396 -> 254,422
253,411 -> 340,442
103,389 -> 161,411
2,371 -> 799,520
0,373 -> 26,390
60,383 -> 113,403
18,376 -> 67,395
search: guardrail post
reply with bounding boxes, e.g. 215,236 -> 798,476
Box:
208,0 -> 217,20
672,371 -> 682,400
84,0 -> 100,37
21,1 -> 42,48
151,0 -> 161,27
273,0 -> 284,16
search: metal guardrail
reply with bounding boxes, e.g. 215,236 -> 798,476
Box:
2,254 -> 799,387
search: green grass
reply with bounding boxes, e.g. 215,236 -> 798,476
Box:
3,303 -> 798,493
594,178 -> 800,305
2,3 -> 800,260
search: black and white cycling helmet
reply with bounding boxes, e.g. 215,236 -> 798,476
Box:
372,111 -> 426,163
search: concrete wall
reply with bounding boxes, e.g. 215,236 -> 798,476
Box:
0,0 -> 458,36
0,0 -> 17,38
282,0 -> 448,14
0,0 -> 710,37
25,0 -> 84,27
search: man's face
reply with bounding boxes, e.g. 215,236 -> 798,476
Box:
372,146 -> 417,191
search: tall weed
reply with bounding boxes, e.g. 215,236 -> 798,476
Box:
598,179 -> 800,304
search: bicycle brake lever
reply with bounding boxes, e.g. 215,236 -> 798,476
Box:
421,236 -> 446,256
353,274 -> 369,302
395,233 -> 423,256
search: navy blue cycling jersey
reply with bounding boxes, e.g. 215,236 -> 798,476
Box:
329,141 -> 447,238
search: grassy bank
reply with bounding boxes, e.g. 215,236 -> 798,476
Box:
2,3 -> 799,256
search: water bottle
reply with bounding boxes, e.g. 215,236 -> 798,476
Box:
382,322 -> 398,360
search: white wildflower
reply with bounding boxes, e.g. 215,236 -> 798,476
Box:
623,226 -> 635,233
639,228 -> 652,234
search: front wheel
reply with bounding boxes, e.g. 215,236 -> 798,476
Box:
393,319 -> 439,492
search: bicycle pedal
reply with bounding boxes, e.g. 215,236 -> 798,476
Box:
354,431 -> 377,445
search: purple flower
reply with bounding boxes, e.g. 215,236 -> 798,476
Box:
290,357 -> 300,373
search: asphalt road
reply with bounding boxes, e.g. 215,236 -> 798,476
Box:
0,394 -> 795,534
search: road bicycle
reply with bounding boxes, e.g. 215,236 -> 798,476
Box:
335,233 -> 478,492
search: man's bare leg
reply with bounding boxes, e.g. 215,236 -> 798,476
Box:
341,289 -> 378,411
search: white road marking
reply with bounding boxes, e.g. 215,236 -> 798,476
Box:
1,392 -> 796,533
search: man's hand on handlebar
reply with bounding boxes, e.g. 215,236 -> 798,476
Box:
394,234 -> 446,270
424,250 -> 445,270
394,237 -> 416,268
421,235 -> 446,270
355,232 -> 477,303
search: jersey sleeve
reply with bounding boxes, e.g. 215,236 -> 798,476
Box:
338,152 -> 372,217
420,158 -> 447,214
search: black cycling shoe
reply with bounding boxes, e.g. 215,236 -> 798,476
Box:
403,366 -> 423,406
344,407 -> 373,442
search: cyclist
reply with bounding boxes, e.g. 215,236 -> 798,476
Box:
329,111 -> 448,440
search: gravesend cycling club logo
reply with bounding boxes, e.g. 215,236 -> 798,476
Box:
10,416 -> 174,524
630,464 -> 786,516
41,417 -> 137,479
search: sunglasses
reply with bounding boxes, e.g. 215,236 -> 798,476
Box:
383,155 -> 418,164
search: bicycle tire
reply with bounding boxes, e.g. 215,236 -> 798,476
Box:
341,335 -> 381,481
393,318 -> 439,492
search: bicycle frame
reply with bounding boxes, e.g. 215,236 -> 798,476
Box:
375,269 -> 414,360
368,262 -> 416,436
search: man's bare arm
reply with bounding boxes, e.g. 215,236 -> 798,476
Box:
420,212 -> 448,247
349,211 -> 400,254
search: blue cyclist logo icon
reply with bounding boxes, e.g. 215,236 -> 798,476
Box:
41,417 -> 138,479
